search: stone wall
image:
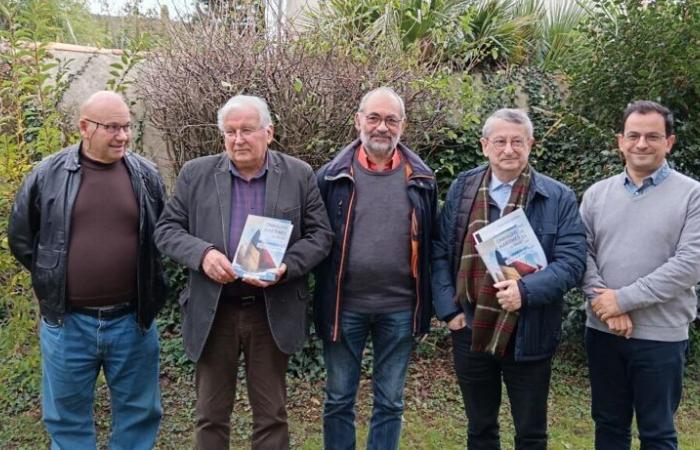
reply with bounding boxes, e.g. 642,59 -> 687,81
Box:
47,43 -> 174,181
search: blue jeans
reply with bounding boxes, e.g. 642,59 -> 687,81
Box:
40,312 -> 162,450
322,309 -> 414,450
586,327 -> 687,450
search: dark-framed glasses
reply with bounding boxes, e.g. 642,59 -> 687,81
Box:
85,119 -> 132,134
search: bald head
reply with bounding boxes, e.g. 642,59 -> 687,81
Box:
79,91 -> 129,120
79,91 -> 132,164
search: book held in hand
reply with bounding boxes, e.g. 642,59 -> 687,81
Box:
232,215 -> 293,281
474,208 -> 547,282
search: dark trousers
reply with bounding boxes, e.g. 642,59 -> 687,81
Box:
585,327 -> 687,450
195,300 -> 290,450
451,327 -> 552,450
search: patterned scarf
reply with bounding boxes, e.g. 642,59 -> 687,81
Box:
455,165 -> 531,356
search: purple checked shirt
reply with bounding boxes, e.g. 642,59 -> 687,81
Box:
219,157 -> 268,299
228,157 -> 268,258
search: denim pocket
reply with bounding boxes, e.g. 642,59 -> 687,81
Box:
41,316 -> 61,329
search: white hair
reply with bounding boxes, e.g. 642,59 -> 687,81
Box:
482,108 -> 534,138
217,95 -> 272,132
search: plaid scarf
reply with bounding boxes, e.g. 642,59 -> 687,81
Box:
455,165 -> 531,356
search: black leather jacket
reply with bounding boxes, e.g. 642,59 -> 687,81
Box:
8,143 -> 168,329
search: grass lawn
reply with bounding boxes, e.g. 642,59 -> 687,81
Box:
1,338 -> 699,449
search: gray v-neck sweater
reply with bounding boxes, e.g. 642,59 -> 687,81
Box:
580,170 -> 700,341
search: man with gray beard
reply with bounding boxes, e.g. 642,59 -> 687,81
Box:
314,87 -> 438,450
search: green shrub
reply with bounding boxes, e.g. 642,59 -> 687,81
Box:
0,4 -> 75,411
566,0 -> 700,176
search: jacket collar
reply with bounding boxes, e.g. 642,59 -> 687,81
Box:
475,163 -> 551,200
63,143 -> 81,171
528,166 -> 551,200
215,149 -> 281,175
64,142 -> 137,173
324,138 -> 434,182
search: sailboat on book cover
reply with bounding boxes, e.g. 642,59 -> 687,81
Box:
473,208 -> 547,282
232,215 -> 293,281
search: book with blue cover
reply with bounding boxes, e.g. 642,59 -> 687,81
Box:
232,215 -> 293,281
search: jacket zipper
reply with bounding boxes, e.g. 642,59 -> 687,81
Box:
411,208 -> 421,334
61,167 -> 81,322
406,174 -> 434,334
124,155 -> 145,329
332,178 -> 356,342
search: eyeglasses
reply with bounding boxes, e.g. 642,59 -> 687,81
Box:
622,133 -> 667,144
85,119 -> 132,134
361,113 -> 403,129
223,127 -> 265,139
487,137 -> 527,150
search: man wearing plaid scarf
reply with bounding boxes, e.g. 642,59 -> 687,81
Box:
431,108 -> 586,450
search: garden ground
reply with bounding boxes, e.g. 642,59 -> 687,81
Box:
1,338 -> 699,449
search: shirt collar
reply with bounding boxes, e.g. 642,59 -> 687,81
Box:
489,173 -> 516,192
229,154 -> 268,180
623,160 -> 670,188
357,145 -> 401,172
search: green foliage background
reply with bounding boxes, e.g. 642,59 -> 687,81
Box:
1,0 -> 699,417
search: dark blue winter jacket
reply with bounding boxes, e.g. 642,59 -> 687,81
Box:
314,139 -> 438,342
431,165 -> 586,361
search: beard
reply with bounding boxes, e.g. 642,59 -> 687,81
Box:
359,129 -> 399,159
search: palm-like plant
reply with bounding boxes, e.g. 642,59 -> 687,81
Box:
304,0 -> 590,71
306,0 -> 471,54
451,0 -> 539,70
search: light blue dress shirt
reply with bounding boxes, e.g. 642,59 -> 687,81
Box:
489,175 -> 516,213
623,160 -> 671,196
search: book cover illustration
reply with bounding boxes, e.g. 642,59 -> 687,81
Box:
474,208 -> 547,282
232,215 -> 293,281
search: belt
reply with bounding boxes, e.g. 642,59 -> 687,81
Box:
70,303 -> 135,320
231,295 -> 263,306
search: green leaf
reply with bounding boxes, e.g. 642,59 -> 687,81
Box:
293,78 -> 303,93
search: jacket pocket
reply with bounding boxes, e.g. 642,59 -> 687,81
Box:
35,246 -> 59,269
534,221 -> 557,258
282,205 -> 301,218
297,285 -> 310,302
178,287 -> 190,307
282,205 -> 302,240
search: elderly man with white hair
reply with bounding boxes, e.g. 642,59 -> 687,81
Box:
155,94 -> 332,449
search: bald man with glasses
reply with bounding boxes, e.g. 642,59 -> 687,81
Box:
8,90 -> 167,449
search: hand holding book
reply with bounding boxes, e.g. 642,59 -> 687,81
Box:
202,248 -> 237,284
493,279 -> 522,312
474,208 -> 546,313
241,263 -> 287,288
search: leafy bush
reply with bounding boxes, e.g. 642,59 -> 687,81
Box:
0,4 -> 75,411
567,0 -> 700,176
138,9 -> 476,174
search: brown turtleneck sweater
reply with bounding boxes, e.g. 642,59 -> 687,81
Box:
66,150 -> 139,307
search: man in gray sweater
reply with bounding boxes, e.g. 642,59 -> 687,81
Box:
581,100 -> 700,450
315,87 -> 438,450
